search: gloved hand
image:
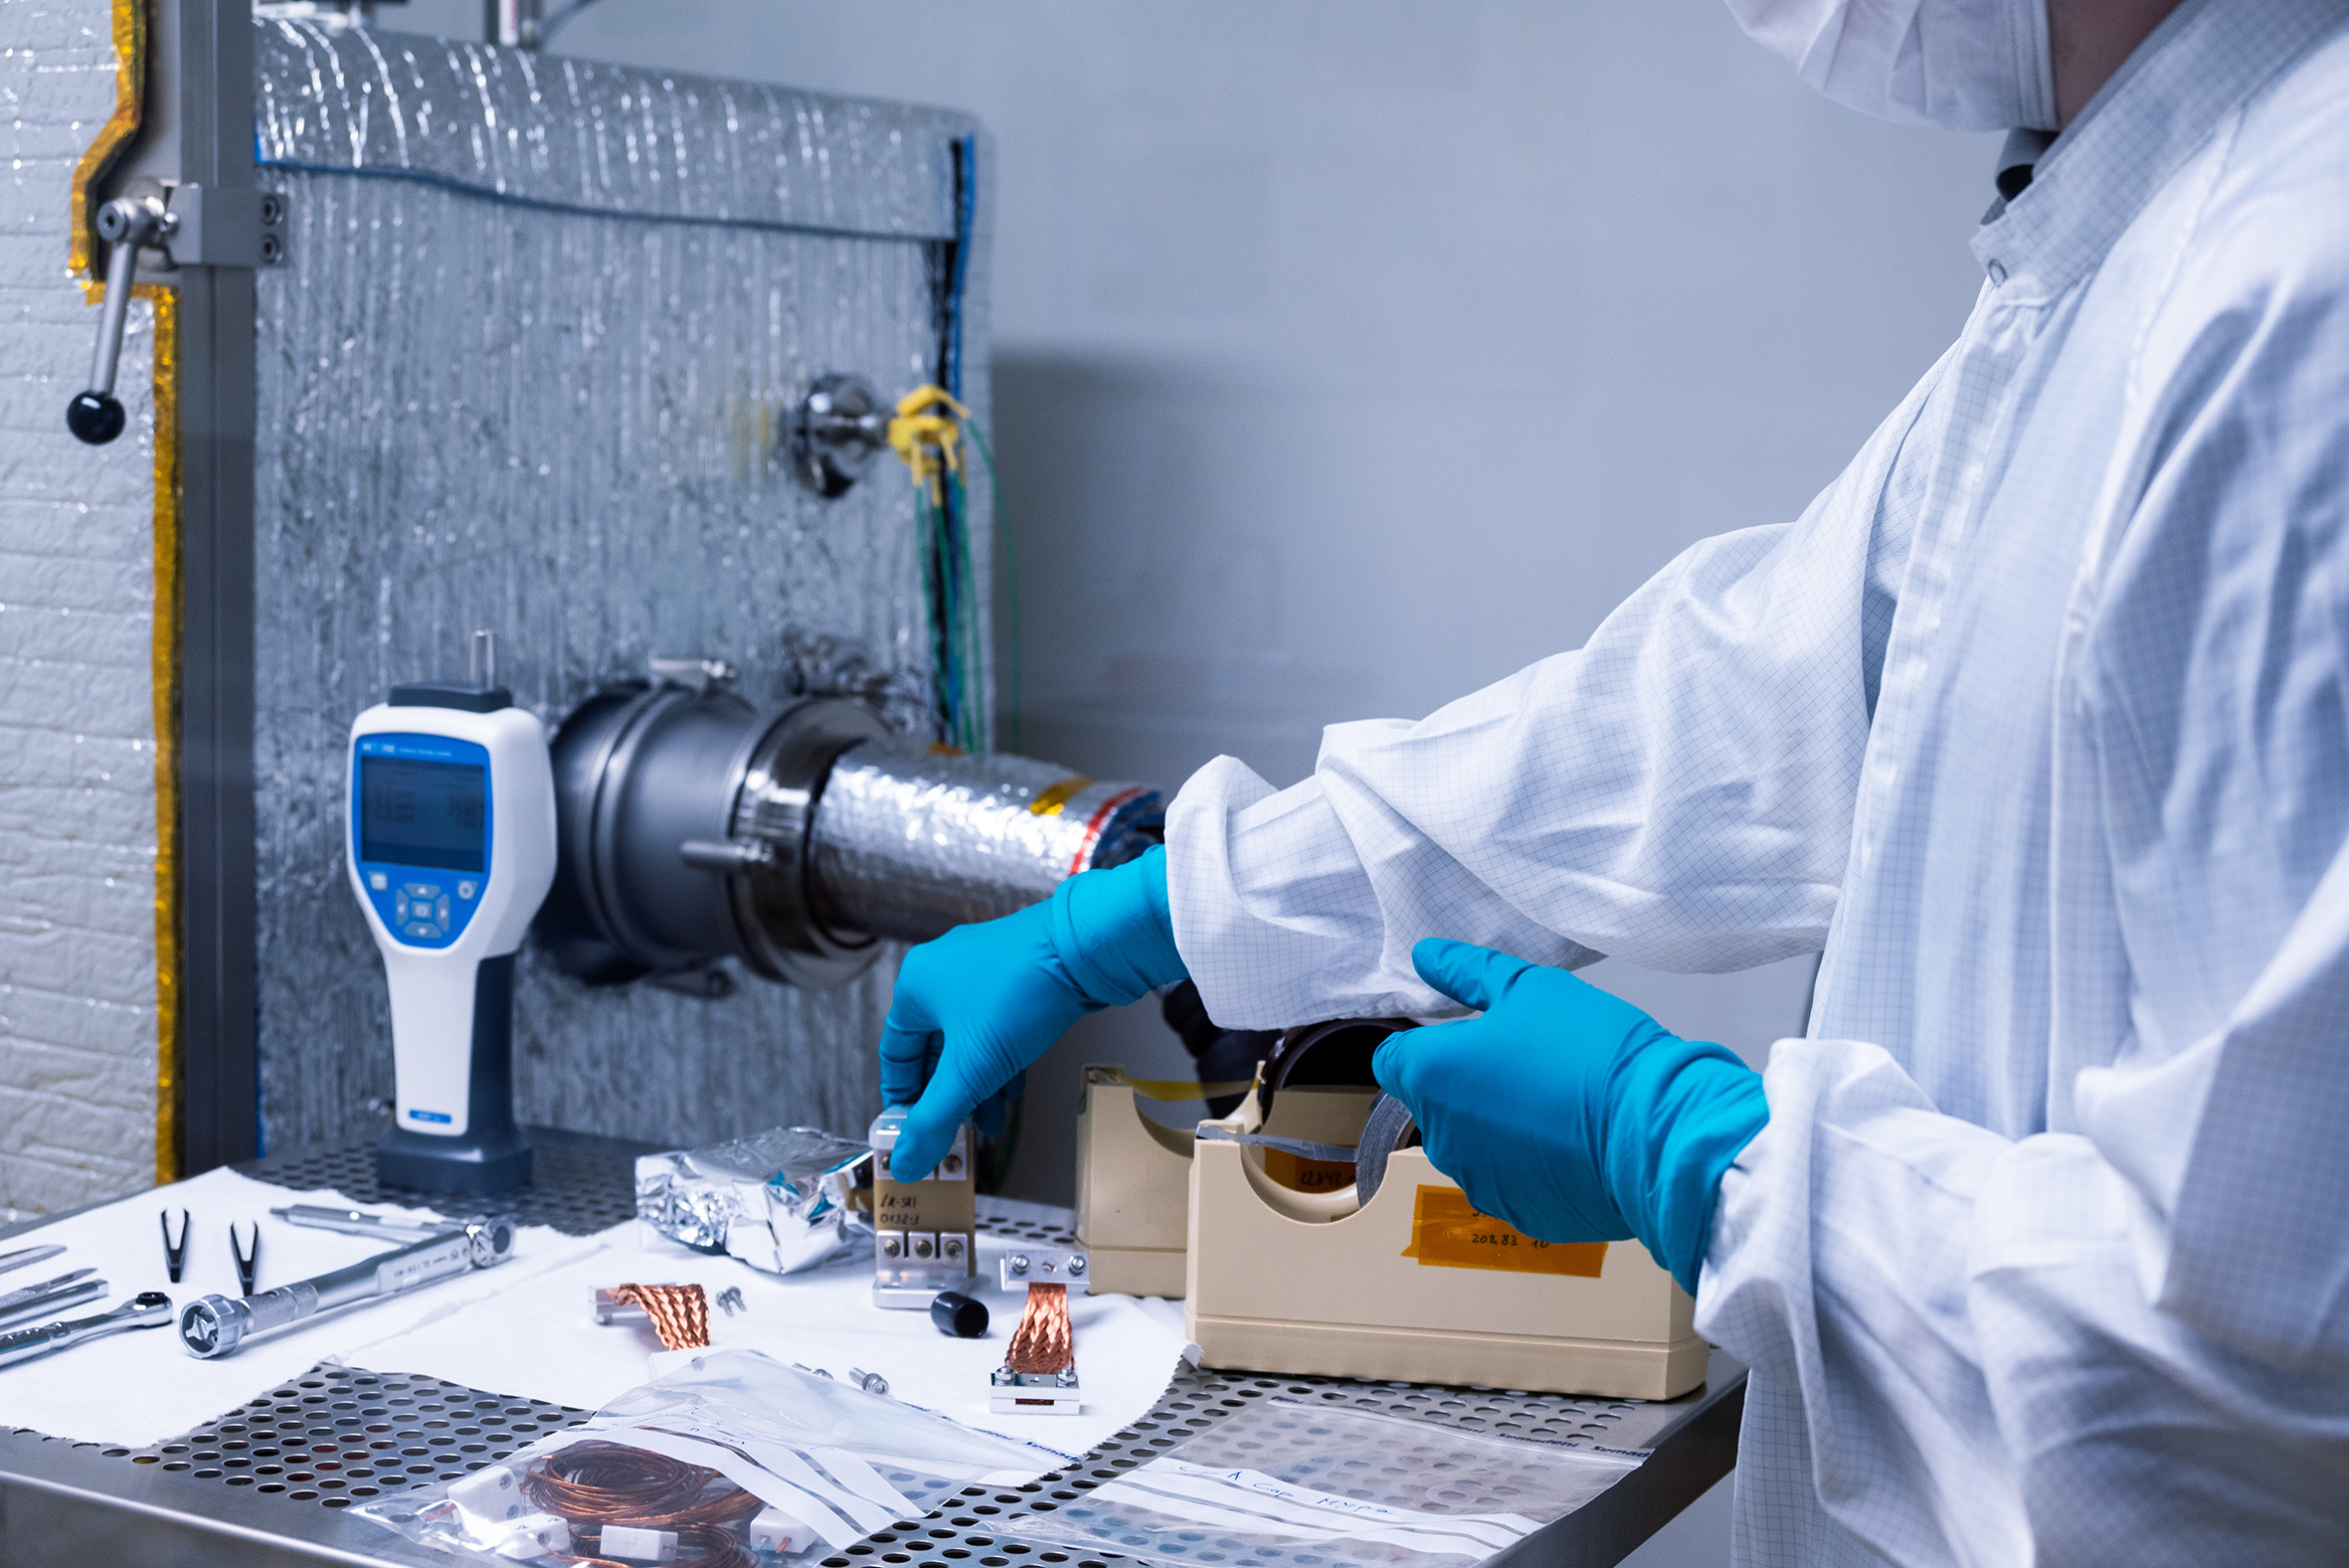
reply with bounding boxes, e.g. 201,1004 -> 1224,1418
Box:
1371,938 -> 1768,1296
879,845 -> 1187,1180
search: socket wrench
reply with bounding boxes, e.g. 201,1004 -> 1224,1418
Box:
179,1218 -> 513,1359
0,1292 -> 173,1369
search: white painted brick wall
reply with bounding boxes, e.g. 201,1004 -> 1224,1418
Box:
0,0 -> 162,1215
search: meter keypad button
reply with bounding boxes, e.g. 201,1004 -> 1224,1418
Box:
403,921 -> 439,941
456,881 -> 477,900
437,896 -> 452,923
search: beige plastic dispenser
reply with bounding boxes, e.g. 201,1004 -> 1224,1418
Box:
1072,1066 -> 1196,1299
1181,1057 -> 1708,1400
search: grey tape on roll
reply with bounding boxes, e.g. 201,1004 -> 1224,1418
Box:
1354,1094 -> 1418,1207
1190,1127 -> 1360,1165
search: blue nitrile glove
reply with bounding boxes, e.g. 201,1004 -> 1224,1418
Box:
1371,939 -> 1768,1296
880,845 -> 1187,1180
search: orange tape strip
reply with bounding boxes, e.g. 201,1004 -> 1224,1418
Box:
1400,1186 -> 1607,1278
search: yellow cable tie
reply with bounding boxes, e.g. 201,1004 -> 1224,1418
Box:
896,383 -> 971,421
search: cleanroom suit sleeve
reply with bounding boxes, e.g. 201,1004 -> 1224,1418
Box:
1698,187 -> 2349,1562
1163,359 -> 1946,1027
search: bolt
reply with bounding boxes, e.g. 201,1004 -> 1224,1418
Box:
913,1237 -> 935,1259
880,1236 -> 903,1259
1008,1255 -> 1029,1276
942,1235 -> 966,1261
942,1153 -> 964,1176
1067,1256 -> 1086,1277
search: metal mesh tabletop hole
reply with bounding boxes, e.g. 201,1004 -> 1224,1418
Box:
95,1365 -> 589,1510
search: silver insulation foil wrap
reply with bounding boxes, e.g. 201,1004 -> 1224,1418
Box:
636,1127 -> 874,1276
809,741 -> 1165,944
247,19 -> 991,1151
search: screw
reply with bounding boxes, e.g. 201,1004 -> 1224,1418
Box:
941,1153 -> 964,1176
1008,1255 -> 1029,1276
1067,1256 -> 1087,1277
880,1236 -> 903,1259
913,1237 -> 935,1259
847,1367 -> 888,1397
942,1235 -> 966,1261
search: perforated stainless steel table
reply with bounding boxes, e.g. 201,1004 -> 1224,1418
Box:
0,1131 -> 1742,1568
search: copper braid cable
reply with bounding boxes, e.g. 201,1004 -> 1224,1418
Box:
611,1283 -> 713,1351
1003,1282 -> 1074,1374
520,1440 -> 760,1568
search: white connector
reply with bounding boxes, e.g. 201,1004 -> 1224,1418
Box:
601,1523 -> 680,1562
492,1513 -> 574,1560
749,1504 -> 819,1555
450,1464 -> 525,1521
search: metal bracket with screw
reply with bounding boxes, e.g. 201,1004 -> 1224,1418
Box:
998,1248 -> 1089,1292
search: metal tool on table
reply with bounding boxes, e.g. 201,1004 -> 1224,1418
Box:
270,1204 -> 475,1243
0,1244 -> 66,1280
868,1109 -> 976,1307
0,1293 -> 173,1369
160,1209 -> 189,1283
0,1271 -> 104,1330
178,1217 -> 515,1360
347,631 -> 555,1196
230,1222 -> 260,1297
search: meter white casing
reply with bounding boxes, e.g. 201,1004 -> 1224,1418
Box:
347,697 -> 555,1190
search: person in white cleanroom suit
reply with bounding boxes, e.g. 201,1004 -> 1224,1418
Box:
880,0 -> 2349,1561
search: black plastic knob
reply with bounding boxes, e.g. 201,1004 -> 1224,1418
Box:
67,391 -> 125,445
930,1290 -> 989,1338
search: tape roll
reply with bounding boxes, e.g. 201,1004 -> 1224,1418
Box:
1354,1094 -> 1417,1207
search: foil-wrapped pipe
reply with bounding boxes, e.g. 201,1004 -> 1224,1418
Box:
808,740 -> 1164,944
541,672 -> 1163,991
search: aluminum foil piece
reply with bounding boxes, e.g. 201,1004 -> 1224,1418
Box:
808,740 -> 1165,944
254,21 -> 964,240
635,1127 -> 874,1276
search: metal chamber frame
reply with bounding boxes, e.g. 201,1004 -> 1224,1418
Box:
133,18 -> 998,1166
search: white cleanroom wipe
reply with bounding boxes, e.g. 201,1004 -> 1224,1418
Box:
0,1167 -> 596,1447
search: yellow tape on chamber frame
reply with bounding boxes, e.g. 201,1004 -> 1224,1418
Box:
1401,1186 -> 1608,1277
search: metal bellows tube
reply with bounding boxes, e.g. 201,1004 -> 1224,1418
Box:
538,678 -> 1164,990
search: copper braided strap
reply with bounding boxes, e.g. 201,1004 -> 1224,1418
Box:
613,1284 -> 712,1351
1004,1282 -> 1074,1374
520,1440 -> 760,1568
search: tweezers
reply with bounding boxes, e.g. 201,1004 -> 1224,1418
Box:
231,1221 -> 259,1297
161,1209 -> 189,1284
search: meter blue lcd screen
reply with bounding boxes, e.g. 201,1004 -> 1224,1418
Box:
360,756 -> 486,873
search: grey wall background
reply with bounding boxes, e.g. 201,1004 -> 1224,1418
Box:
377,6 -> 2001,1560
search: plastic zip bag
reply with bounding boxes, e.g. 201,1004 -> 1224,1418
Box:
1001,1397 -> 1645,1568
353,1349 -> 1057,1565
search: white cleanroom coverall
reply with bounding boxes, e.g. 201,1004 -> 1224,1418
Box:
1165,0 -> 2349,1561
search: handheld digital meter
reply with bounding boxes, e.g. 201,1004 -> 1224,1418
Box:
347,644 -> 556,1195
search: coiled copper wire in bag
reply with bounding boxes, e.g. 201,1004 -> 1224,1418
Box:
520,1440 -> 761,1568
608,1284 -> 713,1351
1004,1282 -> 1074,1374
